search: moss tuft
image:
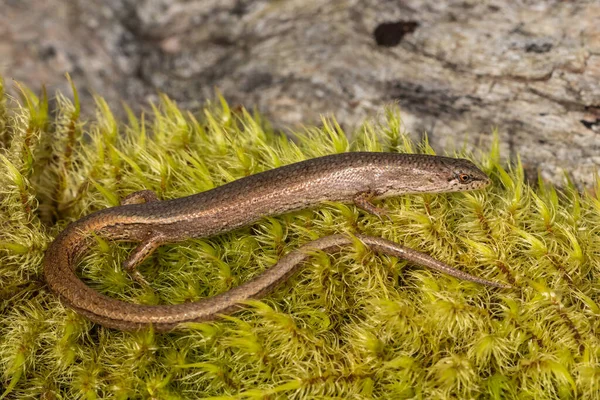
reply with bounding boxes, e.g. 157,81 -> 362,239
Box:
1,81 -> 599,399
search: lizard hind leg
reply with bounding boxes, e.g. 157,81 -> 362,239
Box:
120,190 -> 164,285
123,234 -> 164,286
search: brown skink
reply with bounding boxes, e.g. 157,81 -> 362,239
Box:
43,152 -> 509,331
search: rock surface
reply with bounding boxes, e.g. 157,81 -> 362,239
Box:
1,0 -> 599,186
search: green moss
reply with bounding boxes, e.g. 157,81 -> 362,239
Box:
1,81 -> 599,399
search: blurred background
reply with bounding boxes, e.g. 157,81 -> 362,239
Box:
1,0 -> 599,187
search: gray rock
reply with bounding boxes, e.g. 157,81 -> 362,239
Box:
1,0 -> 598,187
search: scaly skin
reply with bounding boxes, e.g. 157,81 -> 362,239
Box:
44,152 -> 509,331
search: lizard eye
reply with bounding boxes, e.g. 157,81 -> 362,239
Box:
457,173 -> 472,184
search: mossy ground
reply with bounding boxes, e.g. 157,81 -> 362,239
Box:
0,77 -> 599,399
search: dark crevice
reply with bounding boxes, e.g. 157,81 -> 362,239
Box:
373,21 -> 419,47
580,118 -> 599,130
525,41 -> 553,53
